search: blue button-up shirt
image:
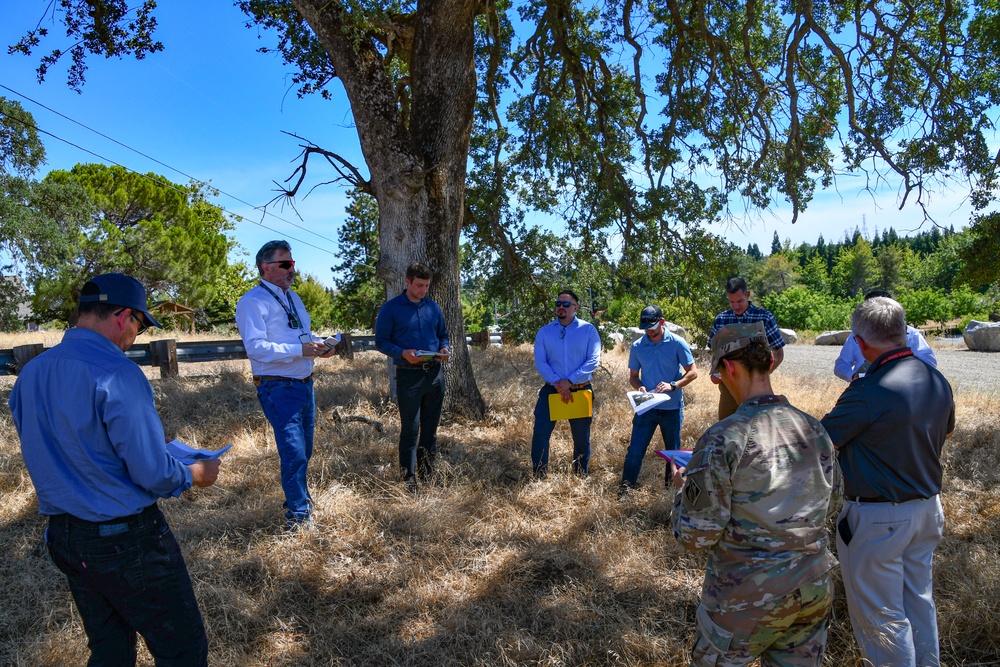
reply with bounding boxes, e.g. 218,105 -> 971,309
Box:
9,328 -> 193,521
375,290 -> 450,365
534,317 -> 602,385
628,331 -> 695,411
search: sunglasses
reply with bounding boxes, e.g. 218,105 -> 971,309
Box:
115,308 -> 148,335
266,260 -> 295,270
554,300 -> 576,308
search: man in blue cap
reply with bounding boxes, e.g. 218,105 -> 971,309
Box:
10,273 -> 221,667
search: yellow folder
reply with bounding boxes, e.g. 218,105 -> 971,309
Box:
548,388 -> 593,421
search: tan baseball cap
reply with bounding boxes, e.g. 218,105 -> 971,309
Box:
709,322 -> 767,375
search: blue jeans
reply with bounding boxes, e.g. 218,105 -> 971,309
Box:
45,504 -> 208,667
531,384 -> 592,475
622,407 -> 682,486
257,378 -> 315,521
395,364 -> 445,478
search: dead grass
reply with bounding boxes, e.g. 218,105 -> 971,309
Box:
1,340 -> 997,666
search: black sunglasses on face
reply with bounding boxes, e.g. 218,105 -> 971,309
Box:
115,308 -> 148,335
266,260 -> 295,270
555,300 -> 576,308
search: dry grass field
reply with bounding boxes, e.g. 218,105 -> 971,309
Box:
1,332 -> 998,666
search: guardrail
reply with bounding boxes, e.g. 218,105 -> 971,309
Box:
0,332 -> 504,377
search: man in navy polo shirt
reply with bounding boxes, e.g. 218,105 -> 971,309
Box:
10,273 -> 221,666
619,305 -> 697,496
822,296 -> 954,667
375,262 -> 451,486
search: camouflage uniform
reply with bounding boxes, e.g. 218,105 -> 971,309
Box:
672,395 -> 842,667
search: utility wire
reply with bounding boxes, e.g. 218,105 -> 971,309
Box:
0,83 -> 342,252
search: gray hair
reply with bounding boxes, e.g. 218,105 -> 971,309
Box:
255,240 -> 291,276
851,296 -> 907,348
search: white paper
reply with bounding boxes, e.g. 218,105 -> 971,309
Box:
323,333 -> 342,347
627,390 -> 671,415
166,440 -> 233,465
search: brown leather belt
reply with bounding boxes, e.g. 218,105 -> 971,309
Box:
253,374 -> 312,386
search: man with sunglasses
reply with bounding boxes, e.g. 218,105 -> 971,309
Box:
236,240 -> 335,530
619,305 -> 698,497
530,290 -> 602,477
375,262 -> 451,487
10,273 -> 221,666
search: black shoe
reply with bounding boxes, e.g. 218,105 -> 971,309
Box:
618,482 -> 636,499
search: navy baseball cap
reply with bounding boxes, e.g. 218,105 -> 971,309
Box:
78,273 -> 162,329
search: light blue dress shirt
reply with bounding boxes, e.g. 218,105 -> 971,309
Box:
834,326 -> 937,381
534,317 -> 602,385
9,328 -> 192,521
628,331 -> 695,411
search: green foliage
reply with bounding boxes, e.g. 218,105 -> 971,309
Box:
958,213 -> 1000,290
896,288 -> 951,327
330,190 -> 381,331
830,239 -> 877,298
200,261 -> 256,328
26,164 -> 234,323
295,273 -> 334,331
760,286 -> 855,332
753,253 -> 799,296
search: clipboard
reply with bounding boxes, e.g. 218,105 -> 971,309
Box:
548,388 -> 593,421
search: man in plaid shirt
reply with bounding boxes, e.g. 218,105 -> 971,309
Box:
709,278 -> 785,419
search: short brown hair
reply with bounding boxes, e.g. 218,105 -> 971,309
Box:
406,262 -> 433,281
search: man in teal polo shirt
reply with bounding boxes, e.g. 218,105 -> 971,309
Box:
619,305 -> 698,496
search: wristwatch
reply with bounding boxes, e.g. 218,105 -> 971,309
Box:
669,381 -> 678,390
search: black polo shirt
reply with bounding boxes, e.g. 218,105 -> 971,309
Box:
821,348 -> 955,502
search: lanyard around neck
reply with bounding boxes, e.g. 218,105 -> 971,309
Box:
259,281 -> 304,332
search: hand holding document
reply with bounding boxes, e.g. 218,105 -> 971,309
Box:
415,349 -> 451,361
323,333 -> 342,347
627,390 -> 671,415
656,449 -> 693,468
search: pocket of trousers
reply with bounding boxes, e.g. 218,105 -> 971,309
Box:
837,516 -> 853,546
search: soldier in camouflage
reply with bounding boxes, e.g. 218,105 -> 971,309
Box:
671,322 -> 842,666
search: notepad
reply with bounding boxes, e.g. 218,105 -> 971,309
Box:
548,388 -> 593,421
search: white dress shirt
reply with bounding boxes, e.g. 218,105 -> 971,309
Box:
235,279 -> 320,378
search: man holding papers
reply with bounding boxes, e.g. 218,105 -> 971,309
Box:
619,305 -> 697,497
671,322 -> 840,666
9,274 -> 220,666
530,290 -> 602,477
375,262 -> 451,487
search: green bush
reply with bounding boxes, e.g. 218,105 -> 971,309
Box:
760,286 -> 854,331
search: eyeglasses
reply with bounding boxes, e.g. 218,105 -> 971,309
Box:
115,308 -> 148,335
554,300 -> 576,308
265,260 -> 295,270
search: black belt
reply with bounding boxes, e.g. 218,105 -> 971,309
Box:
397,361 -> 440,371
253,374 -> 312,386
846,494 -> 928,503
49,502 -> 160,533
547,382 -> 592,390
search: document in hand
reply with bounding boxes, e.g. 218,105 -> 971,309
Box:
166,440 -> 233,465
415,349 -> 448,360
548,388 -> 594,421
627,390 -> 671,415
656,449 -> 693,468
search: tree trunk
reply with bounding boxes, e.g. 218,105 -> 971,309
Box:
293,0 -> 486,419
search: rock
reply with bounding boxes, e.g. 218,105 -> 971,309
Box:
963,320 -> 1000,351
779,328 -> 798,345
624,321 -> 688,345
609,332 -> 624,347
815,330 -> 851,346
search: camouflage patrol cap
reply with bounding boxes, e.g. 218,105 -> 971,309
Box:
709,322 -> 767,375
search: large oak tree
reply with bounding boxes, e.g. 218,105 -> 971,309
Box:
13,0 -> 1000,417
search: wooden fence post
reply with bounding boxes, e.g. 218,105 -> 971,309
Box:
471,330 -> 489,349
12,344 -> 44,373
149,339 -> 179,378
335,332 -> 354,360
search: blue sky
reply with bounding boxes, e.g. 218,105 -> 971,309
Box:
2,3 -> 976,289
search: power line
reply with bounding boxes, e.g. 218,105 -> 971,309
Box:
0,83 -> 342,253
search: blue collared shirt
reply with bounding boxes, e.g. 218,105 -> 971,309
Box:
235,279 -> 320,378
628,331 -> 695,411
833,327 -> 937,381
375,290 -> 450,365
534,317 -> 602,385
9,328 -> 193,521
709,302 -> 786,350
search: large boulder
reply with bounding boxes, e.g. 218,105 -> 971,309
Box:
624,321 -> 689,345
815,330 -> 851,346
779,328 -> 798,345
963,320 -> 1000,352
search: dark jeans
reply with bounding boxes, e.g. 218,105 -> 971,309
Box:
45,504 -> 208,667
531,384 -> 592,475
256,378 -> 315,521
622,406 -> 682,486
396,363 -> 445,478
